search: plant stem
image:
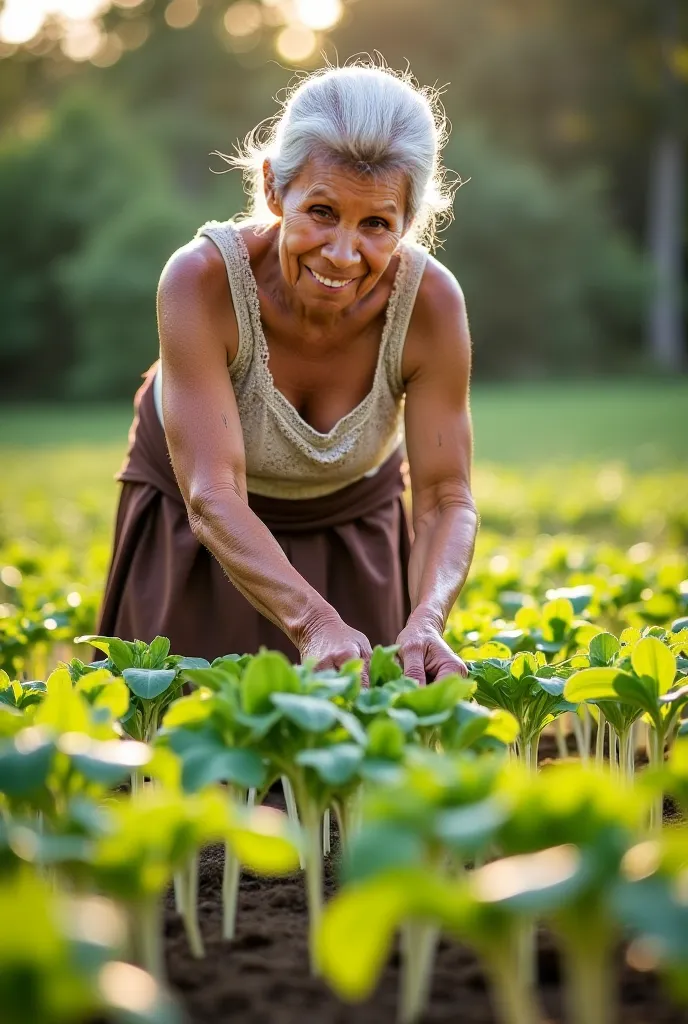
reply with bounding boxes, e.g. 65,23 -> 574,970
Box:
134,898 -> 164,982
181,854 -> 204,958
303,811 -> 324,976
516,919 -> 536,994
485,940 -> 543,1024
322,808 -> 331,856
582,706 -> 592,761
595,710 -> 606,766
648,727 -> 665,830
523,734 -> 540,772
608,724 -> 618,775
555,717 -> 568,759
222,841 -> 241,940
173,871 -> 185,914
561,933 -> 616,1024
570,713 -> 587,764
618,730 -> 632,781
398,921 -> 439,1024
282,775 -> 305,869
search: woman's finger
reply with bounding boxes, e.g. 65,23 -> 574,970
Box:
428,644 -> 468,680
401,643 -> 427,686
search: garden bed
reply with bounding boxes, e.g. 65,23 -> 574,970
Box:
164,818 -> 685,1024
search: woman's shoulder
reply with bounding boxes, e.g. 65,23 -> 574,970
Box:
412,251 -> 466,330
400,252 -> 469,382
156,230 -> 241,365
157,232 -> 225,296
197,216 -> 277,263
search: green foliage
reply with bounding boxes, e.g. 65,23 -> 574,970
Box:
0,869 -> 182,1024
0,87 -> 199,400
443,127 -> 649,379
0,0 -> 661,402
74,635 -> 189,742
320,761 -> 662,1024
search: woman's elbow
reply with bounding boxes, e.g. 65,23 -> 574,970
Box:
187,479 -> 244,535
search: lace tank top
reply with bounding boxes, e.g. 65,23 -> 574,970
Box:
154,219 -> 428,500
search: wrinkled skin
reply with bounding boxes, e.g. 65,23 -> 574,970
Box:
159,151 -> 477,684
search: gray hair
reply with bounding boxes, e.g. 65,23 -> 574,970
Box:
214,60 -> 456,250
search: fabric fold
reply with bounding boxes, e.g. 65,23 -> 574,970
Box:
95,363 -> 412,664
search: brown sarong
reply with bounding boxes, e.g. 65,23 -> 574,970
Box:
94,362 -> 412,663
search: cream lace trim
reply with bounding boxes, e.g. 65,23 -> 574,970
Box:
197,219 -> 427,450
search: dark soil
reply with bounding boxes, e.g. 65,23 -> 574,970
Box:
164,791 -> 688,1024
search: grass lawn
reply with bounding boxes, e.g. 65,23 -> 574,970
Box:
1,378 -> 686,468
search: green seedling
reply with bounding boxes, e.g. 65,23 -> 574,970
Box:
74,634 -> 202,745
335,751 -> 508,1023
319,851 -> 569,1024
566,636 -> 686,821
490,597 -> 602,665
611,829 -> 688,1006
468,651 -> 576,768
495,764 -> 650,1024
84,785 -> 298,978
0,670 -> 143,823
0,867 -> 182,1024
439,700 -> 520,754
322,760 -> 650,1024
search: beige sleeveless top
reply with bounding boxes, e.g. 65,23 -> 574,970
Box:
154,219 -> 428,500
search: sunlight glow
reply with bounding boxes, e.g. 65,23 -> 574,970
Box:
0,0 -> 345,63
294,0 -> 342,31
0,3 -> 45,44
164,0 -> 200,30
276,23 -> 316,62
0,0 -> 109,45
224,1 -> 262,38
60,18 -> 104,60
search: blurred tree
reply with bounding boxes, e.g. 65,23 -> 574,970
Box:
443,127 -> 649,379
0,0 -> 683,393
332,0 -> 687,368
0,86 -> 201,399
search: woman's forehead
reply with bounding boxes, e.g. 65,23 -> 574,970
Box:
289,153 -> 407,214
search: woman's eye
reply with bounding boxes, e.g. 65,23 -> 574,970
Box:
366,218 -> 389,230
310,206 -> 333,219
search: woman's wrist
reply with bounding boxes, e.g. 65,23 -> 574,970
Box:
407,602 -> 445,635
290,598 -> 342,652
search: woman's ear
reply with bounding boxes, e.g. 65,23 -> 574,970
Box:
263,159 -> 282,217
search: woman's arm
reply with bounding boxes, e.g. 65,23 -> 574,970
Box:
396,258 -> 479,683
156,242 -> 372,669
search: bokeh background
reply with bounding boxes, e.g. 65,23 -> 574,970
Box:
1,0 -> 687,398
0,0 -> 686,670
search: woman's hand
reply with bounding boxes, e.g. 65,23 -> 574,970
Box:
396,613 -> 467,686
299,611 -> 373,684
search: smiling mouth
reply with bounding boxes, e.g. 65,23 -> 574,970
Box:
307,267 -> 355,290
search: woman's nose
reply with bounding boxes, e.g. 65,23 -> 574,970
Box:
321,230 -> 361,269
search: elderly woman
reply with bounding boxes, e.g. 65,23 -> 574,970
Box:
96,63 -> 478,685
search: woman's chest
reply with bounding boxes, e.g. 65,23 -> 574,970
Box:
261,319 -> 386,435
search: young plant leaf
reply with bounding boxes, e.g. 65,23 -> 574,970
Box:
242,652 -> 300,714
564,667 -> 636,703
181,746 -> 267,793
226,806 -> 300,875
122,669 -> 177,700
369,645 -> 403,687
296,744 -> 364,786
146,636 -> 171,668
270,693 -> 337,732
631,637 -> 676,695
589,632 -> 621,667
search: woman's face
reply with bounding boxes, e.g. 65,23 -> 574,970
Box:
264,152 -> 408,310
